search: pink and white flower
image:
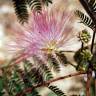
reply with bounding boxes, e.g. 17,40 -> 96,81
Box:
7,9 -> 78,63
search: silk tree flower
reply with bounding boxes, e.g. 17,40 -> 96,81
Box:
7,9 -> 79,64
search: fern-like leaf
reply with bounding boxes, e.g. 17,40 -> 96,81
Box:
0,77 -> 5,96
48,54 -> 60,72
27,0 -> 42,12
91,49 -> 96,70
12,0 -> 29,24
27,87 -> 41,96
42,0 -> 52,6
88,0 -> 96,13
12,0 -> 52,23
48,85 -> 66,96
56,52 -> 68,65
8,64 -> 41,96
33,56 -> 53,81
39,62 -> 53,81
75,10 -> 95,29
8,68 -> 24,95
23,59 -> 44,84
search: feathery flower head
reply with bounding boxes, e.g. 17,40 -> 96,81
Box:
8,8 -> 78,63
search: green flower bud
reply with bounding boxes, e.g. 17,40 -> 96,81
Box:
74,48 -> 92,71
78,29 -> 91,43
78,62 -> 89,71
80,49 -> 92,61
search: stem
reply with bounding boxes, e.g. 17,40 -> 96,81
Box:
76,42 -> 84,71
86,28 -> 95,96
86,75 -> 90,96
95,72 -> 96,96
86,68 -> 92,96
90,26 -> 96,96
91,29 -> 96,53
59,50 -> 75,53
81,42 -> 84,50
16,71 -> 85,96
95,80 -> 96,96
67,61 -> 77,68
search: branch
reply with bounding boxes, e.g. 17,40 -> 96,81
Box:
95,72 -> 96,96
16,71 -> 86,96
86,68 -> 92,96
91,28 -> 96,53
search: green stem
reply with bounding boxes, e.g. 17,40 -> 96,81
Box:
67,61 -> 77,68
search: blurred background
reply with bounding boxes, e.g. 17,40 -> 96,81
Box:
0,0 -> 87,95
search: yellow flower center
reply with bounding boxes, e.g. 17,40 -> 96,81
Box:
41,40 -> 57,54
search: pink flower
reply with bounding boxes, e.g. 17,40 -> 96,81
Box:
8,9 -> 78,63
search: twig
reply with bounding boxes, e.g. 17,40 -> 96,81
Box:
59,50 -> 75,53
81,42 -> 84,50
67,61 -> 77,68
16,71 -> 86,96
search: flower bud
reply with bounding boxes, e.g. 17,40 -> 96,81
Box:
80,49 -> 92,61
78,29 -> 91,44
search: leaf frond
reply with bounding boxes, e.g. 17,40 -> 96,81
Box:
48,54 -> 60,72
56,52 -> 68,65
12,0 -> 29,24
42,0 -> 52,6
48,85 -> 66,96
23,59 -> 44,84
33,56 -> 53,81
88,0 -> 96,13
27,0 -> 42,12
75,10 -> 95,29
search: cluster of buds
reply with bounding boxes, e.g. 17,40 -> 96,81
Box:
80,49 -> 93,61
74,48 -> 93,71
78,29 -> 91,44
